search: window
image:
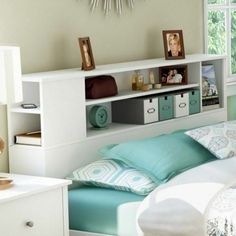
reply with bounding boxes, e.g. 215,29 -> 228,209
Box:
205,0 -> 236,81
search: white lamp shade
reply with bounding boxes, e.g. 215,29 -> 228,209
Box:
0,46 -> 23,104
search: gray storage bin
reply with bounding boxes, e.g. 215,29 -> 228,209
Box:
112,97 -> 159,124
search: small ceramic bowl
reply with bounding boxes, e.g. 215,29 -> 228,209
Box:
0,177 -> 13,188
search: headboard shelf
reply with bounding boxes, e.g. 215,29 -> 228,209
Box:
85,83 -> 199,106
86,107 -> 227,140
7,54 -> 227,177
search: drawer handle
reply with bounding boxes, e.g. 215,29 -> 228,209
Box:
179,103 -> 186,108
190,100 -> 197,105
26,221 -> 34,227
147,108 -> 155,114
162,105 -> 170,111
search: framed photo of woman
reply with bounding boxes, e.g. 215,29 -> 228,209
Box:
162,30 -> 185,60
78,37 -> 95,71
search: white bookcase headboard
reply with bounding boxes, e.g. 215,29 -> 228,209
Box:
7,54 -> 227,178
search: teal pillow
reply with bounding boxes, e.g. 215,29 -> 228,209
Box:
67,159 -> 157,195
100,131 -> 216,183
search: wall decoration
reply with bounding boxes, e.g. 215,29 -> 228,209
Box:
78,37 -> 95,71
159,65 -> 188,85
162,30 -> 185,60
89,0 -> 143,15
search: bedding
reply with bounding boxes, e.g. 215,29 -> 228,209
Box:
67,159 -> 157,195
68,186 -> 144,235
68,126 -> 236,236
100,130 -> 216,183
137,157 -> 236,236
206,184 -> 236,236
185,120 -> 236,159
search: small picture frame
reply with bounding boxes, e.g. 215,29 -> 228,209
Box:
159,65 -> 188,85
78,37 -> 95,71
162,30 -> 185,60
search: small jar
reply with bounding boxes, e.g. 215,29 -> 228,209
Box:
142,84 -> 152,91
149,71 -> 155,85
136,72 -> 144,90
154,83 -> 162,89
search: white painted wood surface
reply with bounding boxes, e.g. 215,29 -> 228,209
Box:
7,54 -> 227,178
0,173 -> 71,236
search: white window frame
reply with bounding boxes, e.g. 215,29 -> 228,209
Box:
204,0 -> 236,82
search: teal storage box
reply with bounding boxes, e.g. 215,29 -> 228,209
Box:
158,95 -> 174,121
189,90 -> 200,115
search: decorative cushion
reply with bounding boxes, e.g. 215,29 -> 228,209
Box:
85,75 -> 118,99
67,159 -> 157,195
185,121 -> 236,159
100,130 -> 216,183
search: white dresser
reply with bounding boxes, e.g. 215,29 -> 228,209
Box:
0,173 -> 71,236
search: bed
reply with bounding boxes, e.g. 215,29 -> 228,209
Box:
67,121 -> 236,236
68,158 -> 236,236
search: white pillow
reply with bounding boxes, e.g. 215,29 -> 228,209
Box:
185,121 -> 236,159
67,159 -> 157,195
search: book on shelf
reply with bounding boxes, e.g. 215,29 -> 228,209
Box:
202,103 -> 220,112
202,64 -> 219,107
15,131 -> 41,146
202,96 -> 219,106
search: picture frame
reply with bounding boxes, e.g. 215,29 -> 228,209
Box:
159,65 -> 188,85
162,30 -> 185,60
78,37 -> 95,71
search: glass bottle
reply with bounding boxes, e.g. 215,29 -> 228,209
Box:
136,71 -> 144,90
131,71 -> 138,91
149,70 -> 155,85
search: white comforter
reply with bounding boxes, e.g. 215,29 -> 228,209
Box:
136,157 -> 236,236
206,186 -> 236,235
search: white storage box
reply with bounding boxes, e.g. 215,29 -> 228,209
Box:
174,92 -> 189,118
112,97 -> 159,124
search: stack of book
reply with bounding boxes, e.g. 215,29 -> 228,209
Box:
202,64 -> 220,111
15,131 -> 41,146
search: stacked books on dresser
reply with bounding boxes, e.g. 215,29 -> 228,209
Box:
202,64 -> 220,111
15,131 -> 41,146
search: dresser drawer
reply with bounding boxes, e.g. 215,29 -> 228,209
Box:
0,188 -> 64,236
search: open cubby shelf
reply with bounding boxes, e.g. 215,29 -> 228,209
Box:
7,54 -> 227,176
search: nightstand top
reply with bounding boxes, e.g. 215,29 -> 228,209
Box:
0,173 -> 71,204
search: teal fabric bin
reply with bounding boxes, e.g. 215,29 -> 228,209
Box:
158,95 -> 174,121
189,90 -> 200,115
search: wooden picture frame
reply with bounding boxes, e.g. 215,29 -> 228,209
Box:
159,65 -> 188,85
162,30 -> 185,60
78,37 -> 95,71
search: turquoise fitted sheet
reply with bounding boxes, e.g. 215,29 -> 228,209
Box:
68,186 -> 144,235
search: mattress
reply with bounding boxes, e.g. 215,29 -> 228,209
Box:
68,186 -> 144,235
